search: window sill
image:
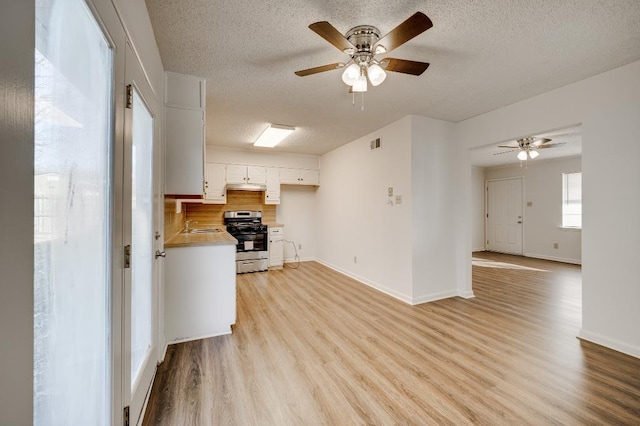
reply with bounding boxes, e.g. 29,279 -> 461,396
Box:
559,226 -> 581,231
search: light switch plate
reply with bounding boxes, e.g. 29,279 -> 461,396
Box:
388,187 -> 393,197
396,195 -> 402,204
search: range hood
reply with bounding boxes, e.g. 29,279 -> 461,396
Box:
225,182 -> 267,192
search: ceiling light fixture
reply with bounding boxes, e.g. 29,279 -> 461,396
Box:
367,63 -> 387,86
253,124 -> 295,148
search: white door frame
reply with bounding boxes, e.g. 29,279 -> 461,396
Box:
123,41 -> 161,426
485,177 -> 525,255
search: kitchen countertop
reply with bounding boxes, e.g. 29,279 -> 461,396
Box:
165,230 -> 238,248
265,222 -> 284,227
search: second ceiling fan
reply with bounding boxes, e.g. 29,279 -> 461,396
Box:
294,12 -> 433,92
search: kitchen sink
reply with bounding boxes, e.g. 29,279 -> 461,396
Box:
189,228 -> 224,234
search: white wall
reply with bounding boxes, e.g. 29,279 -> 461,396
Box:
207,145 -> 319,169
485,157 -> 582,264
411,116 -> 459,303
456,60 -> 640,358
0,1 -> 34,423
317,116 -> 415,302
277,186 -> 317,262
471,167 -> 486,251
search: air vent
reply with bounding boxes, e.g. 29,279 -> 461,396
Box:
370,138 -> 381,150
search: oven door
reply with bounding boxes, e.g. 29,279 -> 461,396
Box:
234,232 -> 268,253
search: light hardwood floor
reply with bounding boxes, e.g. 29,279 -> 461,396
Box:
143,252 -> 640,425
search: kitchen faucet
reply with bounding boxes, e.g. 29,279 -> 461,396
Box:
184,220 -> 198,233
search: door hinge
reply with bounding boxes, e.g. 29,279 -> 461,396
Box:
124,244 -> 131,269
123,405 -> 130,426
126,84 -> 133,109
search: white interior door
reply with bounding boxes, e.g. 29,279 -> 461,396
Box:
123,43 -> 159,425
486,178 -> 523,255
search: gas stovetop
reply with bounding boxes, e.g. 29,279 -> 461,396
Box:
224,211 -> 266,234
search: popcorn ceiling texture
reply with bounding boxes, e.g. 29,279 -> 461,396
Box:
145,0 -> 640,155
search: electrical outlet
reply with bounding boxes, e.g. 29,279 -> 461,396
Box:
353,256 -> 357,263
298,244 -> 302,250
388,187 -> 393,197
396,195 -> 402,204
527,201 -> 533,207
553,243 -> 559,249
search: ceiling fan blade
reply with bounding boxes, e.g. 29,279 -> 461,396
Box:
494,149 -> 517,155
498,144 -> 519,148
309,21 -> 354,52
380,58 -> 430,75
375,12 -> 433,53
295,63 -> 345,77
536,142 -> 566,149
531,138 -> 552,147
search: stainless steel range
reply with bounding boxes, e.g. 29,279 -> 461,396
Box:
224,211 -> 268,273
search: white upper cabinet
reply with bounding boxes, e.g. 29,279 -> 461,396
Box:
204,163 -> 226,203
226,164 -> 267,185
164,72 -> 206,195
165,71 -> 205,109
280,168 -> 319,186
265,167 -> 280,205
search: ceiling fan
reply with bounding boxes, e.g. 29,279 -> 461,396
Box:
294,12 -> 433,93
496,137 -> 566,161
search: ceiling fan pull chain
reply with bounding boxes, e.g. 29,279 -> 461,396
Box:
361,92 -> 365,111
352,91 -> 355,106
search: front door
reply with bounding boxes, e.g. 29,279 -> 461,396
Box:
486,178 -> 523,255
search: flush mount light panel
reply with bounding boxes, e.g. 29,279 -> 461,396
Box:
253,124 -> 295,148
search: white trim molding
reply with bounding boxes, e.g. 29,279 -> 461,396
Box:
578,329 -> 640,359
315,259 -> 414,305
524,252 -> 582,265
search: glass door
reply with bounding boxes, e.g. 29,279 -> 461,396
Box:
123,43 -> 158,425
33,0 -> 113,424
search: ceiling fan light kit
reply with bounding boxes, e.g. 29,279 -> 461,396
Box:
295,12 -> 433,104
495,137 -> 565,164
253,124 -> 295,148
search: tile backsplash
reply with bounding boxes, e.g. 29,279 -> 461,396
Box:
163,191 -> 276,240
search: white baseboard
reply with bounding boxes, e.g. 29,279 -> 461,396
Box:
411,290 -> 458,305
315,259 -> 414,305
284,256 -> 314,263
166,328 -> 232,346
578,329 -> 640,359
524,252 -> 582,265
472,247 -> 486,253
457,290 -> 476,299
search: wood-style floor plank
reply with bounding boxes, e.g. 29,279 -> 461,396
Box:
143,253 -> 640,425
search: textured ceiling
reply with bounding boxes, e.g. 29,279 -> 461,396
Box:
145,0 -> 640,156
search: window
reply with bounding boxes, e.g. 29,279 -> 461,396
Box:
562,172 -> 582,228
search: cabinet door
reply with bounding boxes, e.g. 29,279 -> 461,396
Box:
247,165 -> 267,184
279,168 -> 300,185
269,237 -> 284,268
205,163 -> 226,203
265,167 -> 280,205
165,107 -> 204,195
226,164 -> 247,184
165,72 -> 205,109
299,169 -> 319,186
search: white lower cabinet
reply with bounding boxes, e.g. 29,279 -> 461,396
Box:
164,244 -> 236,342
268,226 -> 284,269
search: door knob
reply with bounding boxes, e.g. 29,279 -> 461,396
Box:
155,250 -> 166,259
